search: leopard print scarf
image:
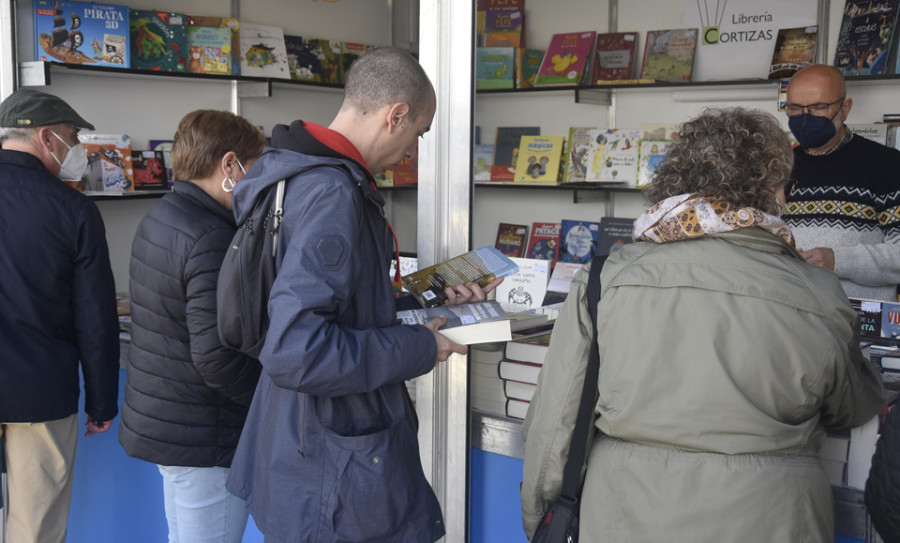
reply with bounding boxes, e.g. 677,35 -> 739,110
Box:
633,193 -> 795,246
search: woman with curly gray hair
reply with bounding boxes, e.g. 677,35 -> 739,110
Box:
521,107 -> 883,542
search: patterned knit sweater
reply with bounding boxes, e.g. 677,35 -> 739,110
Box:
784,134 -> 900,301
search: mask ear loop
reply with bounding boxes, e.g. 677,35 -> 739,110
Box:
222,156 -> 245,192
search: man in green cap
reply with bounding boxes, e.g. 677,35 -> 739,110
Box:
0,88 -> 119,543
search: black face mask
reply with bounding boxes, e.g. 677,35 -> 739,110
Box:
788,112 -> 839,149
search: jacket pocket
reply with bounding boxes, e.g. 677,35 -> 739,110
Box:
321,417 -> 425,541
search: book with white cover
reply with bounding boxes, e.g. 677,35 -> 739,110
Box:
495,257 -> 550,312
239,22 -> 290,79
397,300 -> 511,345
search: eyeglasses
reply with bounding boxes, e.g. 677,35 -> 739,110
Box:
784,98 -> 845,117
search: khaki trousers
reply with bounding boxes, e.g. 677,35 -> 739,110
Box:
0,414 -> 78,543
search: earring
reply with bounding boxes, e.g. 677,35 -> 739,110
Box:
222,177 -> 236,192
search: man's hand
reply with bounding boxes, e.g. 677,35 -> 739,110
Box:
444,277 -> 504,306
85,416 -> 113,436
424,315 -> 467,361
798,247 -> 835,270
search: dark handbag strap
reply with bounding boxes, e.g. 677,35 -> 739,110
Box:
557,254 -> 608,502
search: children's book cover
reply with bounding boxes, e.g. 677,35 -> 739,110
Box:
484,32 -> 522,48
476,47 -> 515,90
495,257 -> 550,312
131,150 -> 168,190
562,127 -> 602,184
558,219 -> 600,264
340,41 -> 367,80
186,16 -> 240,76
284,35 -> 324,81
525,222 -> 560,266
149,139 -> 174,187
598,217 -> 635,255
513,135 -> 565,183
239,22 -> 290,79
637,140 -> 672,187
130,10 -> 186,72
393,144 -> 418,186
591,32 -> 638,82
769,26 -> 818,80
639,29 -> 698,82
495,223 -> 529,257
34,1 -> 130,68
484,9 -> 524,33
583,128 -> 639,184
318,39 -> 344,84
534,31 -> 597,87
492,126 -> 540,181
474,143 -> 494,181
833,0 -> 900,76
516,48 -> 544,88
79,133 -> 134,192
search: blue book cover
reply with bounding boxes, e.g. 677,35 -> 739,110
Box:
881,301 -> 900,338
559,219 -> 600,264
34,0 -> 130,68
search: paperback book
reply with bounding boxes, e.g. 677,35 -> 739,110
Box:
833,0 -> 900,76
484,32 -> 521,48
396,300 -> 511,345
284,35 -> 323,81
79,133 -> 134,192
318,39 -> 344,84
402,245 -> 519,308
130,10 -> 187,72
476,46 -> 516,90
492,126 -> 540,181
186,16 -> 240,75
563,127 -> 601,183
513,135 -> 566,183
637,139 -> 672,187
525,222 -> 561,266
768,25 -> 818,79
495,223 -> 529,257
495,257 -> 551,312
534,31 -> 597,87
516,48 -> 545,88
590,32 -> 638,83
473,143 -> 494,181
640,28 -> 698,82
598,217 -> 635,255
131,150 -> 168,190
558,219 -> 600,264
583,128 -> 640,184
239,22 -> 290,79
34,1 -> 130,68
148,139 -> 174,187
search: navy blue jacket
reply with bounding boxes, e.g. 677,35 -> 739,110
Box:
0,149 -> 119,423
226,123 -> 443,542
120,181 -> 261,467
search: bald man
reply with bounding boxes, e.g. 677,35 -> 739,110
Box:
783,64 -> 900,302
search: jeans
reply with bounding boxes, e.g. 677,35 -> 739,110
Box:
157,465 -> 250,543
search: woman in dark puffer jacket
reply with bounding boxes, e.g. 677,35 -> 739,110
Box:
866,405 -> 900,543
119,110 -> 265,543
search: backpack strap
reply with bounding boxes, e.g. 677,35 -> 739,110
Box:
271,179 -> 286,258
557,254 -> 608,503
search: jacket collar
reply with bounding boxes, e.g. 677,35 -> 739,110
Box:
172,180 -> 236,227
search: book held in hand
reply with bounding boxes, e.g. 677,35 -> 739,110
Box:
396,300 -> 511,345
402,246 -> 519,308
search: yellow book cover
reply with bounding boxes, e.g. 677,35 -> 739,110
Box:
513,135 -> 565,183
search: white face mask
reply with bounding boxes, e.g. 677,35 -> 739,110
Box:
50,130 -> 88,182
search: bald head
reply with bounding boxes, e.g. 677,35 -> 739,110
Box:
341,47 -> 435,123
787,64 -> 847,104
